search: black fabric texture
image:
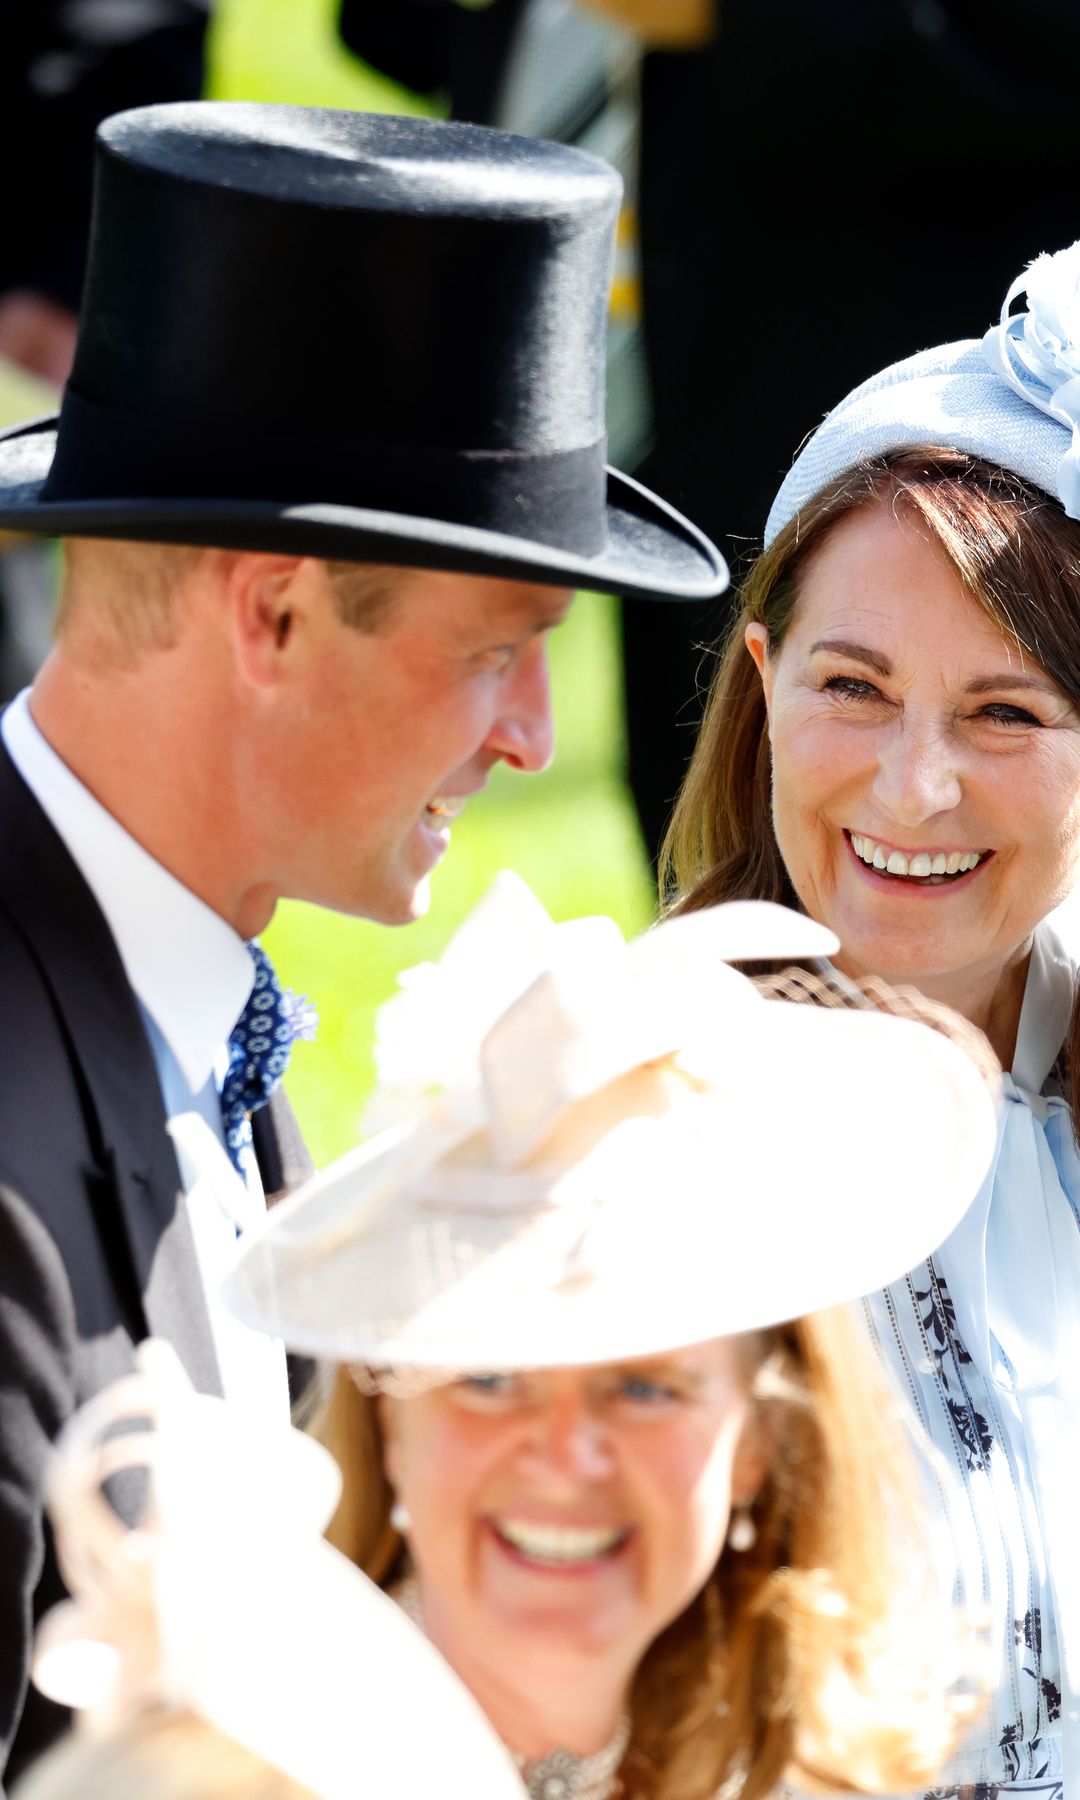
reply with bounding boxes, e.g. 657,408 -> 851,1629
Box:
336,0 -> 528,124
0,0 -> 208,311
45,390 -> 609,555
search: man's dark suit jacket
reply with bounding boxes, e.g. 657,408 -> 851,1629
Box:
0,739 -> 312,1786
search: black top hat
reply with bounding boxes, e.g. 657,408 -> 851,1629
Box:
0,103 -> 726,601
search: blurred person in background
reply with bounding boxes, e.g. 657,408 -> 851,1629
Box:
0,0 -> 209,379
0,0 -> 210,696
337,0 -> 526,123
225,877 -> 998,1800
0,101 -> 724,1786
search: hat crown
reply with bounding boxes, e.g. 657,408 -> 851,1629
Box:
70,103 -> 620,458
102,103 -> 616,219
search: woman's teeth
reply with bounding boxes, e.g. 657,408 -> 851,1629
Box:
493,1519 -> 628,1564
850,835 -> 983,879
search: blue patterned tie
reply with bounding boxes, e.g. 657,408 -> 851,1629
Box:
220,942 -> 317,1177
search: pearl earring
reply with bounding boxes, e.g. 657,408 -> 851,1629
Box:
727,1505 -> 756,1552
390,1498 -> 412,1534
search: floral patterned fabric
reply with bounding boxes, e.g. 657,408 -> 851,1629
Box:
863,1266 -> 1063,1792
853,920 -> 1080,1800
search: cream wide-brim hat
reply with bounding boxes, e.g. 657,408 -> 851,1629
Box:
224,880 -> 999,1375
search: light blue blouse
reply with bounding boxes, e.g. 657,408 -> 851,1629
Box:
862,922 -> 1080,1798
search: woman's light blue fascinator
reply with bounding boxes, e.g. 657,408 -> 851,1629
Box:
766,240 -> 1080,545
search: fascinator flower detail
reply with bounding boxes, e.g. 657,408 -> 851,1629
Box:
363,873 -> 842,1166
983,240 -> 1080,517
365,871 -> 597,1140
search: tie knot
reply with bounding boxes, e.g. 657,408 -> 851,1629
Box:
220,942 -> 317,1177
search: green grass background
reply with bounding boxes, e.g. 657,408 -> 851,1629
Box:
209,0 -> 657,1163
0,0 -> 658,1167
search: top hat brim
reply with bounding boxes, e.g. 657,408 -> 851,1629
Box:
0,415 -> 727,603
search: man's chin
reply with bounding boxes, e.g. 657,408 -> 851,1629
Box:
402,873 -> 434,922
369,869 -> 434,927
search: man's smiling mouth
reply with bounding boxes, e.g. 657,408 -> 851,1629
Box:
847,832 -> 990,883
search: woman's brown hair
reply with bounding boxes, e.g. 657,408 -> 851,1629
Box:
661,447 -> 1080,1136
317,1311 -> 976,1800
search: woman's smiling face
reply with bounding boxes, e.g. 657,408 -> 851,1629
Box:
745,501 -> 1080,999
379,1342 -> 763,1697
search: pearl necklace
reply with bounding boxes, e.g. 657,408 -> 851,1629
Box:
392,1575 -> 630,1799
512,1711 -> 630,1800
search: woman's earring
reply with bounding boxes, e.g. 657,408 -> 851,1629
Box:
390,1498 -> 412,1534
727,1505 -> 756,1552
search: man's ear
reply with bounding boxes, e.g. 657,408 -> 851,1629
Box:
227,553 -> 318,688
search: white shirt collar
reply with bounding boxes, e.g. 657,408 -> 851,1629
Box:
2,690 -> 253,1093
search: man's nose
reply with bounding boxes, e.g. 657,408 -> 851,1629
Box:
871,721 -> 963,826
488,637 -> 555,774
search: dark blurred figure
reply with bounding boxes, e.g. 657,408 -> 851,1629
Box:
0,0 -> 209,694
338,0 -> 527,122
1,1 -> 209,349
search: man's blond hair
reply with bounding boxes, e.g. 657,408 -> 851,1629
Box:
57,539 -> 202,661
56,539 -> 401,664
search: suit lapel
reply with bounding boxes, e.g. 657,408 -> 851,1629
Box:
108,1151 -> 223,1395
252,1083 -> 315,1204
0,740 -> 223,1396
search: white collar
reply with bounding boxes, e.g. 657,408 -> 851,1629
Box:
2,690 -> 253,1093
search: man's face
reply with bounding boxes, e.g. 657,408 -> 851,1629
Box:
270,567 -> 573,923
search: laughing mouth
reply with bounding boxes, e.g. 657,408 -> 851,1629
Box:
491,1518 -> 631,1566
848,832 -> 988,882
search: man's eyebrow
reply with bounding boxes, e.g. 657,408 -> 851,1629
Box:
510,596 -> 574,636
809,638 -> 892,677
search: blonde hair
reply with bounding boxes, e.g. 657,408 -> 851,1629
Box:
12,1711 -> 315,1800
56,538 -> 203,659
55,539 -> 401,663
317,1309 -> 973,1800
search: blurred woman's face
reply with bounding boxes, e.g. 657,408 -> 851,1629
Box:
746,502 -> 1080,1003
380,1340 -> 762,1698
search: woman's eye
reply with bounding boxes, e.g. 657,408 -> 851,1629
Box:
977,702 -> 1042,727
456,1372 -> 517,1400
615,1376 -> 680,1406
821,674 -> 881,702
